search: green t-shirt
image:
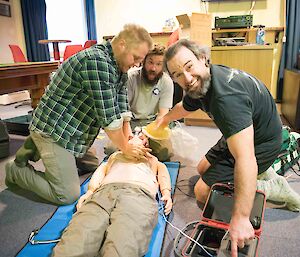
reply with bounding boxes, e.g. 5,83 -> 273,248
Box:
183,65 -> 282,172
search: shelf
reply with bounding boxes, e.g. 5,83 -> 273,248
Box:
212,45 -> 275,50
212,27 -> 284,33
212,27 -> 284,45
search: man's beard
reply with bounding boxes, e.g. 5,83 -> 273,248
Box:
142,67 -> 163,85
186,75 -> 211,99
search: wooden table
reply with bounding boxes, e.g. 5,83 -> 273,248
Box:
38,39 -> 71,60
0,61 -> 59,108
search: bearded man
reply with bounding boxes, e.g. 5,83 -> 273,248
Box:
127,44 -> 174,129
122,44 -> 174,162
157,39 -> 300,257
6,24 -> 152,205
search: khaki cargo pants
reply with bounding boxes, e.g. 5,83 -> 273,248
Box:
5,131 -> 98,205
52,183 -> 158,257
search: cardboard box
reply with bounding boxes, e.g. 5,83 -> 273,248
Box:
182,183 -> 266,257
176,13 -> 212,46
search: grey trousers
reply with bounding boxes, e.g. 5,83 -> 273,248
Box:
5,131 -> 99,205
52,183 -> 158,257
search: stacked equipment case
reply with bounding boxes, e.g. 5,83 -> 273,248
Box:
182,183 -> 266,257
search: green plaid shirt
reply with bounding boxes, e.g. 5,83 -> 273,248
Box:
30,42 -> 129,157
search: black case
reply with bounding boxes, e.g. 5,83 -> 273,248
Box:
182,183 -> 266,257
0,118 -> 9,158
4,114 -> 31,136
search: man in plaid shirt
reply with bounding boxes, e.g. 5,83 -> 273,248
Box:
5,24 -> 153,205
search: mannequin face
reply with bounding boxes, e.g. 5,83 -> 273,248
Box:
128,134 -> 148,147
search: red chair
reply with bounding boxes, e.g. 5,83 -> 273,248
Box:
63,44 -> 83,61
8,44 -> 31,107
83,40 -> 97,49
9,44 -> 28,63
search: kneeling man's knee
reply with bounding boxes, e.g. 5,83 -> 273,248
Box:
194,178 -> 210,204
56,187 -> 80,205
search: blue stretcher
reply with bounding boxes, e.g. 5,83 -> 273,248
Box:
16,161 -> 180,257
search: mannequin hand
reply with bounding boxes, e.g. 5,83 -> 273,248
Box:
76,190 -> 93,210
161,190 -> 172,215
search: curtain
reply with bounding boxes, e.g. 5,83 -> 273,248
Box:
277,0 -> 300,100
21,0 -> 50,62
85,0 -> 97,40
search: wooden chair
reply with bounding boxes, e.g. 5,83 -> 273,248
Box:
9,45 -> 28,63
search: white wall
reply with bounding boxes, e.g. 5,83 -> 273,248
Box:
0,0 -> 25,63
0,0 -> 284,63
94,0 -> 203,42
208,0 -> 284,28
94,0 -> 284,41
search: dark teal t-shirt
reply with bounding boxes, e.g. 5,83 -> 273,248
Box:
183,65 -> 282,172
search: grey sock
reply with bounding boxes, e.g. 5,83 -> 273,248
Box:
257,166 -> 280,181
257,176 -> 300,212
